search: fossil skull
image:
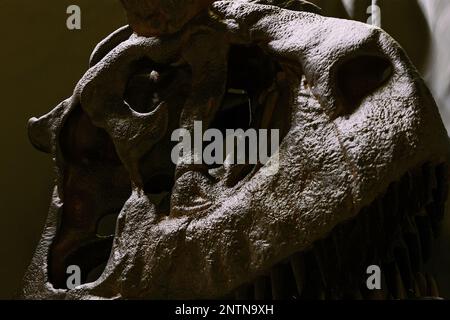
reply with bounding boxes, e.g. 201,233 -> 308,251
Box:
24,0 -> 450,299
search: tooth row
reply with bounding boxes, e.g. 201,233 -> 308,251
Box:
230,162 -> 447,300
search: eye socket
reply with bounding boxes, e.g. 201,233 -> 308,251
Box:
124,59 -> 191,114
124,68 -> 163,114
336,55 -> 393,112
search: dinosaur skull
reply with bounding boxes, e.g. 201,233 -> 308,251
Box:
24,0 -> 450,299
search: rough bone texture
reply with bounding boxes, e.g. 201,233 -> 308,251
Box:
120,0 -> 216,36
24,0 -> 450,299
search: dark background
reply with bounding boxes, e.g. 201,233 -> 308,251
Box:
0,0 -> 126,298
0,0 -> 449,299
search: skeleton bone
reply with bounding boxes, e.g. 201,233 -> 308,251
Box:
120,0 -> 216,36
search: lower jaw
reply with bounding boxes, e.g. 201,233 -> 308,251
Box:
223,161 -> 448,300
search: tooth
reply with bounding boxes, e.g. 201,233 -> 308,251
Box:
234,284 -> 254,300
360,208 -> 372,251
381,182 -> 403,236
318,234 -> 342,294
331,232 -> 343,268
329,230 -> 348,299
427,203 -> 443,236
385,262 -> 406,300
427,163 -> 449,232
301,251 -> 327,300
413,278 -> 422,298
270,264 -> 289,300
318,289 -> 326,300
290,253 -> 305,297
425,274 -> 440,297
399,171 -> 412,208
422,163 -> 436,205
338,216 -> 366,279
393,263 -> 407,300
381,184 -> 400,236
415,272 -> 427,297
383,272 -> 391,300
414,169 -> 427,208
364,271 -> 388,300
416,209 -> 428,217
435,163 -> 449,204
254,276 -> 271,300
391,181 -> 401,217
401,169 -> 412,189
417,168 -> 428,208
394,238 -> 414,291
414,216 -> 434,262
313,245 -> 328,290
352,290 -> 363,300
369,199 -> 384,245
402,216 -> 423,272
409,170 -> 422,213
